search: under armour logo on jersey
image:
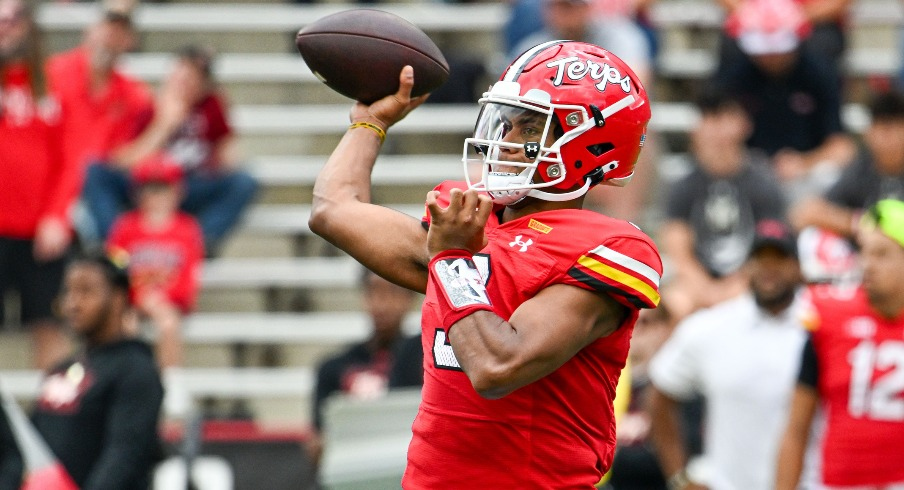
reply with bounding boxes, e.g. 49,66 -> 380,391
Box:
509,235 -> 533,252
524,142 -> 540,159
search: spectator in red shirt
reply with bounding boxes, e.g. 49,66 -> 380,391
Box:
106,153 -> 204,417
84,45 -> 257,256
46,9 -> 150,193
0,0 -> 78,369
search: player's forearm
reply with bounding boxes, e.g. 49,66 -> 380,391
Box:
775,434 -> 806,490
776,386 -> 818,490
790,197 -> 856,237
310,128 -> 381,231
647,387 -> 690,479
802,134 -> 856,169
111,118 -> 179,168
449,311 -> 560,399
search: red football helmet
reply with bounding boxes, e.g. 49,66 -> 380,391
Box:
463,40 -> 651,205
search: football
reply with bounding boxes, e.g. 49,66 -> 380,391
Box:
295,9 -> 450,104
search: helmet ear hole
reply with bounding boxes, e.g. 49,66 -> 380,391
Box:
587,142 -> 615,157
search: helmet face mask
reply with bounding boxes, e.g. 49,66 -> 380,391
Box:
462,41 -> 652,205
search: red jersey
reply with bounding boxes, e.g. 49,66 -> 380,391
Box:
46,47 -> 152,171
803,285 -> 904,486
403,182 -> 662,489
106,211 -> 204,313
0,63 -> 71,239
132,93 -> 233,172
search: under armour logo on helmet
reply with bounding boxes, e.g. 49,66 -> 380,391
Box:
524,142 -> 540,159
509,235 -> 534,252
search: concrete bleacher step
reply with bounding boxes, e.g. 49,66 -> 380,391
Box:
240,203 -> 423,235
122,48 -> 899,86
0,367 -> 312,400
183,311 -> 420,345
202,256 -> 358,289
246,154 -> 461,187
658,47 -> 901,79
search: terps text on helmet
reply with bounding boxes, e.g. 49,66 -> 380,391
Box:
546,57 -> 632,94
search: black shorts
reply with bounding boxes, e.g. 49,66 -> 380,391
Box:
0,237 -> 67,326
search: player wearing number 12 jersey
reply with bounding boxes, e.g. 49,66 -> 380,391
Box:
777,199 -> 904,490
309,40 -> 659,489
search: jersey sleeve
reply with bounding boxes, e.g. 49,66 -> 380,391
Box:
562,235 -> 662,309
797,335 -> 819,389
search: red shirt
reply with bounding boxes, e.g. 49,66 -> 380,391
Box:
403,182 -> 662,489
132,93 -> 233,172
804,285 -> 904,486
106,211 -> 204,313
46,47 -> 152,170
0,63 -> 71,239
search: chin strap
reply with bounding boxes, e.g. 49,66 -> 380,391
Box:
527,178 -> 592,202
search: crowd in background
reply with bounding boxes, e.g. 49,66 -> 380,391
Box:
2,0 -> 904,487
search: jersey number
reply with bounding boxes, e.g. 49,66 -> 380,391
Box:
432,254 -> 491,371
847,340 -> 904,421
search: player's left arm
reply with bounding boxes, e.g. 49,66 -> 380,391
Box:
449,283 -> 628,399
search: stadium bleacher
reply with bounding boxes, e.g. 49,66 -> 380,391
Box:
1,0 -> 901,432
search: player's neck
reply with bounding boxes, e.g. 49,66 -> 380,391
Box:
871,295 -> 904,320
501,196 -> 585,223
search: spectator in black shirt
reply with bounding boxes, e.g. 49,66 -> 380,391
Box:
661,89 -> 787,320
31,253 -> 163,490
791,90 -> 904,239
307,268 -> 423,470
714,0 -> 855,191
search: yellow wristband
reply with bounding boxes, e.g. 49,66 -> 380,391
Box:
349,121 -> 386,143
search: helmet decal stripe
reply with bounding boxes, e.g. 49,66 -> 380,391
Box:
503,40 -> 566,83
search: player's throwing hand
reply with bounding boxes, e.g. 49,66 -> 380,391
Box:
349,66 -> 429,134
425,188 -> 493,257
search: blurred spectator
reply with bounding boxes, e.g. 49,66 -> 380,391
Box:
505,0 -> 658,64
0,0 -> 76,370
714,0 -> 856,194
509,0 -> 651,84
106,153 -> 204,418
718,0 -> 849,68
0,405 -> 21,490
422,54 -> 486,105
46,8 -> 151,206
307,269 -> 423,471
649,220 -> 814,490
82,44 -> 257,256
776,199 -> 904,489
791,90 -> 904,239
503,0 -> 543,56
32,252 -> 163,490
661,89 -> 786,320
608,304 -> 699,490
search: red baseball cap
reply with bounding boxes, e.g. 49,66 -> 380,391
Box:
750,219 -> 798,258
725,0 -> 811,55
132,153 -> 184,186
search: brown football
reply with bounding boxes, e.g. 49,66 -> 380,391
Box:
295,9 -> 450,104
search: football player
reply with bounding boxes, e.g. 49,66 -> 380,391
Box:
776,199 -> 904,490
309,41 -> 660,488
